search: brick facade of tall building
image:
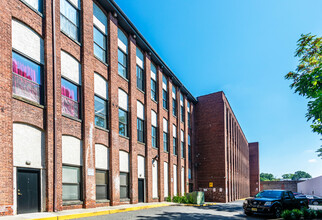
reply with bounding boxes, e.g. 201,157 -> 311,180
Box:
195,92 -> 259,202
0,0 -> 259,215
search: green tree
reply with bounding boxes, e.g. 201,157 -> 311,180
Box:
260,173 -> 278,181
286,34 -> 322,158
282,173 -> 294,179
291,171 -> 312,180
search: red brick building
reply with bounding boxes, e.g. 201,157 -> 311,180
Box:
0,0 -> 259,215
195,92 -> 260,202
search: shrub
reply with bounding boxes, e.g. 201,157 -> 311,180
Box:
316,210 -> 322,218
281,210 -> 293,220
301,207 -> 311,219
166,196 -> 172,202
181,195 -> 189,204
291,209 -> 302,219
172,196 -> 181,203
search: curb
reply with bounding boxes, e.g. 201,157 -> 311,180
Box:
31,203 -> 173,220
177,203 -> 217,207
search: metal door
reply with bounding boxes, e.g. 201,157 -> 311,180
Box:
17,169 -> 40,214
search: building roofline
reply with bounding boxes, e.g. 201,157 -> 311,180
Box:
106,0 -> 198,103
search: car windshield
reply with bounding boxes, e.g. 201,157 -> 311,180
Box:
255,191 -> 283,199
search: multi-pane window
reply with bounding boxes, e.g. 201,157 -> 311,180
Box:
151,110 -> 158,148
94,73 -> 108,129
22,0 -> 43,13
162,75 -> 168,109
137,101 -> 145,143
187,102 -> 191,128
118,89 -> 128,137
163,118 -> 168,152
61,51 -> 81,119
119,151 -> 129,199
95,144 -> 109,200
180,93 -> 185,123
188,134 -> 191,162
94,96 -> 107,128
12,20 -> 44,104
136,48 -> 144,91
118,28 -> 128,79
173,124 -> 177,156
62,166 -> 81,201
60,0 -> 80,42
151,63 -> 157,101
120,172 -> 129,199
96,170 -> 108,200
62,78 -> 80,118
181,130 -> 185,158
93,3 -> 107,63
172,86 -> 177,116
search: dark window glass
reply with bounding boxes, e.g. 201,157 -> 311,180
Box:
118,49 -> 127,79
120,172 -> 129,199
188,112 -> 191,128
12,51 -> 43,104
60,0 -> 79,41
181,106 -> 185,122
181,141 -> 185,158
188,145 -> 192,162
173,137 -> 177,156
137,118 -> 144,143
95,96 -> 107,129
61,78 -> 80,118
162,90 -> 168,109
173,99 -> 177,116
152,126 -> 157,148
62,166 -> 81,201
96,170 -> 108,200
119,109 -> 128,137
94,27 -> 107,63
163,132 -> 168,152
136,66 -> 144,91
151,79 -> 157,101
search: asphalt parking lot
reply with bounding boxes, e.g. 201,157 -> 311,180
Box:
78,200 -> 261,220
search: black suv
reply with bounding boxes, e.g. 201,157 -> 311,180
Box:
243,190 -> 308,218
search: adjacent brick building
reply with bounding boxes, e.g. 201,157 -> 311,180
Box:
194,92 -> 260,202
0,0 -> 259,215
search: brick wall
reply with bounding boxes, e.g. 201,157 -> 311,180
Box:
249,142 -> 260,196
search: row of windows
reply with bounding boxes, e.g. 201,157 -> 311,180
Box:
20,0 -> 193,124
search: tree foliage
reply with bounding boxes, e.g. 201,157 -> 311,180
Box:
282,173 -> 294,179
260,173 -> 279,181
282,171 -> 311,180
291,170 -> 312,180
286,34 -> 322,157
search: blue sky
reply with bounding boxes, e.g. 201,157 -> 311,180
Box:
114,0 -> 322,178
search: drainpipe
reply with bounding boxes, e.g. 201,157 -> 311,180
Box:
52,0 -> 57,212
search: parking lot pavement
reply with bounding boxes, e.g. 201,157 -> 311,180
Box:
78,200 -> 263,220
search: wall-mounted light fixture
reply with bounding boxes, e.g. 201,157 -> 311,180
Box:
113,12 -> 118,18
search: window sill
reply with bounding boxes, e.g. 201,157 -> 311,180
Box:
96,199 -> 110,203
119,134 -> 130,140
120,198 -> 130,202
95,126 -> 109,133
60,30 -> 81,46
63,200 -> 83,206
137,88 -> 145,94
118,74 -> 129,82
62,114 -> 82,123
152,146 -> 159,150
163,107 -> 169,112
138,141 -> 146,146
164,151 -> 169,153
151,99 -> 158,104
94,56 -> 109,67
13,95 -> 44,109
152,197 -> 159,200
19,0 -> 44,17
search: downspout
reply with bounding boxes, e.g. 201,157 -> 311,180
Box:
52,0 -> 57,212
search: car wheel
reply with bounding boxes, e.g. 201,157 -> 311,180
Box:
273,206 -> 282,218
313,201 -> 319,205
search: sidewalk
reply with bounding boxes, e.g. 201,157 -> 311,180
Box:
0,202 -> 176,220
